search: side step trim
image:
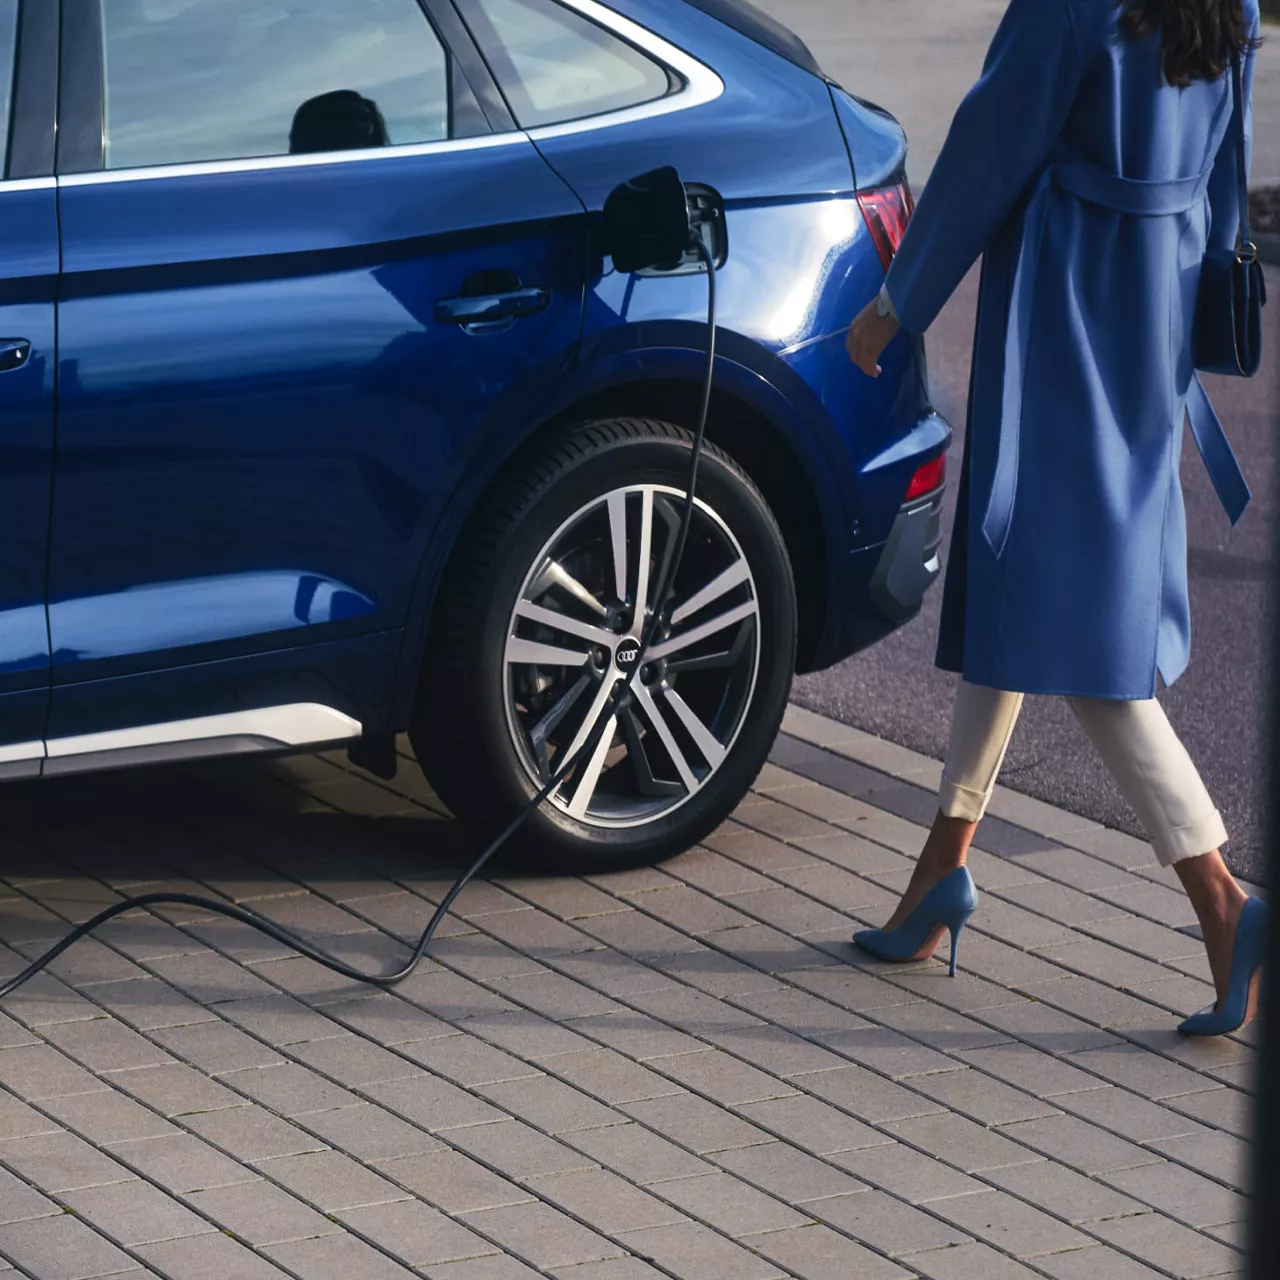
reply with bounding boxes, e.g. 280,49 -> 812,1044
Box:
40,703 -> 363,777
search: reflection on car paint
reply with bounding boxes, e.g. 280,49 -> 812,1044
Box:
0,604 -> 47,676
48,571 -> 376,665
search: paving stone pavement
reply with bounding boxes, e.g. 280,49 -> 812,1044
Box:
0,704 -> 1262,1279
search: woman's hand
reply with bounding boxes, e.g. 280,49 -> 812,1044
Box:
846,297 -> 900,378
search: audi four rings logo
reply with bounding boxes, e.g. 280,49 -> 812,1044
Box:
616,643 -> 641,669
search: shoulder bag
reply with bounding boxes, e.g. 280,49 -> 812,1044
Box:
1194,50 -> 1266,377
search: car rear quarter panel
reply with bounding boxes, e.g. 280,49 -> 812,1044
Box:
392,0 -> 942,718
526,0 -> 933,539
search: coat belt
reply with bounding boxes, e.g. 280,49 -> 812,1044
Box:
980,160 -> 1252,558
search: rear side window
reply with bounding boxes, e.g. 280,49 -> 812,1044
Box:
0,0 -> 17,172
456,0 -> 674,129
98,0 -> 452,171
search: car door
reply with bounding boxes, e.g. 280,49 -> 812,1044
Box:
0,1 -> 56,777
47,0 -> 587,748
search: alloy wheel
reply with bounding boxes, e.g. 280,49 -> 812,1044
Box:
503,483 -> 761,828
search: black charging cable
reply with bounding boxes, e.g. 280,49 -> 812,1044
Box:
0,237 -> 718,1003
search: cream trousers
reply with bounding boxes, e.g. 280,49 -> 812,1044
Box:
940,681 -> 1228,867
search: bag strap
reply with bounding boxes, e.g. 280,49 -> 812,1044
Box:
1230,52 -> 1254,260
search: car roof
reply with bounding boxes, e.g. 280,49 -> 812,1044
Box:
678,0 -> 823,78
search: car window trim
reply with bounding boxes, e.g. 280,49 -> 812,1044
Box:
60,129 -> 527,187
445,0 -> 723,138
0,174 -> 52,191
8,0 -> 59,179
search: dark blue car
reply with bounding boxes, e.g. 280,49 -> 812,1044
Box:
1,0 -> 948,870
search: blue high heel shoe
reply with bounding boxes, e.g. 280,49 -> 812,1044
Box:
853,867 -> 979,977
1178,897 -> 1268,1037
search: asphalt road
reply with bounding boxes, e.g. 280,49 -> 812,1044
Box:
757,1 -> 1280,882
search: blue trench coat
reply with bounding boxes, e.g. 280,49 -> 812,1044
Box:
885,0 -> 1259,699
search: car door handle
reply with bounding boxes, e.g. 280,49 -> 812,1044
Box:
434,287 -> 551,327
0,340 -> 31,372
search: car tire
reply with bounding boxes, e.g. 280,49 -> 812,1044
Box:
413,419 -> 796,874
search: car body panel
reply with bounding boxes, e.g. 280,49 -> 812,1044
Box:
0,180 -> 57,763
49,137 -> 588,719
523,0 -> 851,207
512,0 -> 931,543
829,84 -> 911,191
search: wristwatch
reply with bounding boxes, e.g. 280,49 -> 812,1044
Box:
875,284 -> 898,322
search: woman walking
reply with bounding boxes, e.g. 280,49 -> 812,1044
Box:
845,0 -> 1266,1035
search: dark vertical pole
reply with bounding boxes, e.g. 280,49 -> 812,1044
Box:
1249,382 -> 1279,1275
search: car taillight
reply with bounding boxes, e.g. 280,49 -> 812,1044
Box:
904,454 -> 945,502
857,182 -> 914,269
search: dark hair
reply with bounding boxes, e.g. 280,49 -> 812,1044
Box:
290,90 -> 389,155
1120,0 -> 1259,87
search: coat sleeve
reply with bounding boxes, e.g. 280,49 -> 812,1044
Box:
884,0 -> 1086,335
1205,6 -> 1259,254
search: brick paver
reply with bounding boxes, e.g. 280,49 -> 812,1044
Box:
0,704 -> 1259,1278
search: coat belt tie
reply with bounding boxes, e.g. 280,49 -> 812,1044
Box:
980,160 -> 1251,559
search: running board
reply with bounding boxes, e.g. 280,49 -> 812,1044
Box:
0,742 -> 44,782
0,704 -> 363,779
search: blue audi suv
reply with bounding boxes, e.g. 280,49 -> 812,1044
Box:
1,0 -> 948,870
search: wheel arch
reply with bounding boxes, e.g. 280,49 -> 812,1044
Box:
388,371 -> 838,732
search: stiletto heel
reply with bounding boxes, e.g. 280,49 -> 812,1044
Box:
1178,897 -> 1268,1037
854,867 -> 979,973
948,922 -> 964,977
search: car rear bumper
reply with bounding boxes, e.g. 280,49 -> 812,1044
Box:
868,483 -> 944,622
798,411 -> 950,674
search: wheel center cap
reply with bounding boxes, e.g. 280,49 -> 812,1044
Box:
615,641 -> 642,674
